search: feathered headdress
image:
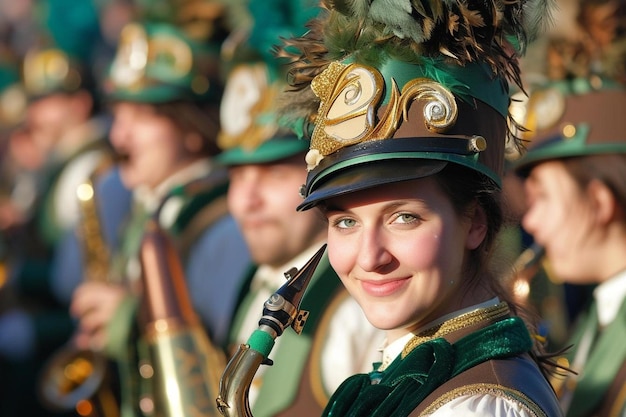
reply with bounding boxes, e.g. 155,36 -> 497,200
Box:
274,0 -> 554,210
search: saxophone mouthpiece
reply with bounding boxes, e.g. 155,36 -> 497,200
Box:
258,244 -> 327,337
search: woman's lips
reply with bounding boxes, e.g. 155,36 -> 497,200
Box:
360,277 -> 410,297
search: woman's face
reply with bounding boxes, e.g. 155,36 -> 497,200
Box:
522,160 -> 600,284
110,102 -> 192,189
324,177 -> 482,341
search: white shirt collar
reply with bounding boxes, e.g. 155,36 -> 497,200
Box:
594,269 -> 626,328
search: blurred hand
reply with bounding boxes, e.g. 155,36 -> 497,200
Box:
70,281 -> 128,351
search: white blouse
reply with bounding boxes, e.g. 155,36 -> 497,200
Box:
428,393 -> 538,417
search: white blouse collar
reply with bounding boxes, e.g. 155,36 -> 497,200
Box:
594,268 -> 626,328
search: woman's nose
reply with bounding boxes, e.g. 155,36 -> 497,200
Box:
357,228 -> 393,272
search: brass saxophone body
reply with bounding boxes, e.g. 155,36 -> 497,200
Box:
39,177 -> 120,417
216,244 -> 327,417
138,220 -> 226,417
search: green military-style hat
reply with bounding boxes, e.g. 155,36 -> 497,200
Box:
105,22 -> 222,104
104,0 -> 230,104
216,61 -> 310,165
23,0 -> 103,99
277,0 -> 551,211
512,83 -> 626,176
512,0 -> 626,176
216,0 -> 320,166
22,48 -> 88,98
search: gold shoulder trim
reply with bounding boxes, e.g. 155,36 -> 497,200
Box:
402,302 -> 510,358
418,383 -> 547,417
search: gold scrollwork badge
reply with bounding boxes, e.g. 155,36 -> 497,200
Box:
307,61 -> 458,170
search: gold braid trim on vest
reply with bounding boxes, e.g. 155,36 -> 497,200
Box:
417,383 -> 548,417
403,302 -> 510,358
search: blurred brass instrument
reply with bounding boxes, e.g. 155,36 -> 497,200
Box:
39,178 -> 120,417
138,219 -> 226,417
216,244 -> 327,417
508,242 -> 546,305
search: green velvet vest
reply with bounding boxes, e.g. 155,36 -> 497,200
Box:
322,303 -> 559,417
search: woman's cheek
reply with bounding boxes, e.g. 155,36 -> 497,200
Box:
327,231 -> 354,279
400,233 -> 441,270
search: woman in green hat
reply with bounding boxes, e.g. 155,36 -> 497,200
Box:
271,0 -> 563,415
514,1 -> 626,415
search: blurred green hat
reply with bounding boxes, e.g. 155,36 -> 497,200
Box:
23,0 -> 103,98
216,0 -> 320,165
217,62 -> 310,165
0,59 -> 26,128
513,0 -> 626,176
22,48 -> 89,98
104,21 -> 224,104
276,0 -> 552,211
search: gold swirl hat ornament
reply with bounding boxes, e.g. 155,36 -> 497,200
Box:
274,0 -> 553,211
513,0 -> 626,175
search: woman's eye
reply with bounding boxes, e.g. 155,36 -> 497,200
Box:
394,213 -> 419,224
335,218 -> 357,229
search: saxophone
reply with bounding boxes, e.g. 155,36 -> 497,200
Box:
39,177 -> 120,417
216,244 -> 327,417
138,219 -> 227,417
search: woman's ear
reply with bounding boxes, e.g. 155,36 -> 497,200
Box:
466,202 -> 488,250
587,179 -> 617,225
183,131 -> 203,153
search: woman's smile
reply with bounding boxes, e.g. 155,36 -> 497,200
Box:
359,276 -> 411,297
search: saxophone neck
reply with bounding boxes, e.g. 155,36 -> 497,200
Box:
216,244 -> 327,417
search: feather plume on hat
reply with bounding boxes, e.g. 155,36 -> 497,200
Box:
273,0 -> 554,210
277,0 -> 554,136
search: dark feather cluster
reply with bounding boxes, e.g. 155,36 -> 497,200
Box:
276,0 -> 555,136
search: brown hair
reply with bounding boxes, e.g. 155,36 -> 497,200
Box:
434,164 -> 568,378
153,100 -> 222,157
563,153 -> 626,213
432,164 -> 506,298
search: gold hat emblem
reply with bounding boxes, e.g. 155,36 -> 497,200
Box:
307,61 -> 458,170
